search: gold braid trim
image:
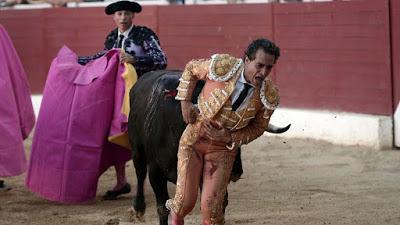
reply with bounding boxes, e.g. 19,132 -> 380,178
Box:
260,79 -> 280,110
198,64 -> 243,119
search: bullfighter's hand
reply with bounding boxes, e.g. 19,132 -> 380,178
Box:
201,119 -> 232,144
120,51 -> 136,65
181,100 -> 198,124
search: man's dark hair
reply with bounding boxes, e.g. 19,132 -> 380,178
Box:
244,38 -> 280,63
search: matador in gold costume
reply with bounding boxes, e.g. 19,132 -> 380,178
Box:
166,38 -> 281,225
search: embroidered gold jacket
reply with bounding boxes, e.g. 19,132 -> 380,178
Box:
176,54 -> 280,149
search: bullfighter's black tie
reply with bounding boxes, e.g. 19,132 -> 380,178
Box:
232,83 -> 252,111
117,34 -> 124,48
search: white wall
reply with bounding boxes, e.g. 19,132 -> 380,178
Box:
395,101 -> 400,147
266,108 -> 393,150
31,95 -> 42,119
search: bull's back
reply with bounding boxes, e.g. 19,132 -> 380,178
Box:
128,70 -> 186,164
129,70 -> 182,103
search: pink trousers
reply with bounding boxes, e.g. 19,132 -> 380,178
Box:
167,136 -> 238,225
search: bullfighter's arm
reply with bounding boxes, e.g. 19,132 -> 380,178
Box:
134,35 -> 167,73
227,109 -> 274,150
175,59 -> 210,101
176,59 -> 210,124
77,49 -> 108,65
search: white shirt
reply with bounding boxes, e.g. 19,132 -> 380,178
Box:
117,25 -> 133,48
231,70 -> 254,110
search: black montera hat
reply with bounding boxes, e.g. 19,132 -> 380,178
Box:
105,1 -> 142,15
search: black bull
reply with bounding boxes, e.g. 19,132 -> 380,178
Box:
128,70 -> 290,225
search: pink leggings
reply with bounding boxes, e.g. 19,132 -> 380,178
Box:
167,139 -> 237,225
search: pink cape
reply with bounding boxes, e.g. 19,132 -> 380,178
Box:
25,46 -> 131,203
0,24 -> 35,177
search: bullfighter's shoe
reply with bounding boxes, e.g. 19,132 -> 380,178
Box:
102,183 -> 131,200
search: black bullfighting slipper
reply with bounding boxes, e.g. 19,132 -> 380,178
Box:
0,180 -> 12,192
102,183 -> 131,200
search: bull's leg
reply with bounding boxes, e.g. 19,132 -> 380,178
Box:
132,150 -> 147,218
230,147 -> 243,182
223,191 -> 229,214
148,163 -> 170,225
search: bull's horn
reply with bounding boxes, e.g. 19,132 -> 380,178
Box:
266,123 -> 291,134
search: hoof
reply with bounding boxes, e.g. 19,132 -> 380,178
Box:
229,174 -> 242,182
136,210 -> 145,220
128,207 -> 145,222
133,195 -> 146,213
104,218 -> 120,225
128,206 -> 145,222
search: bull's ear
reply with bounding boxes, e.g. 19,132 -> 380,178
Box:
244,55 -> 250,65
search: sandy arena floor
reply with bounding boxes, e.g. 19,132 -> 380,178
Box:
1,136 -> 400,225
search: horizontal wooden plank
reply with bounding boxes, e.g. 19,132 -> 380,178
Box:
278,59 -> 389,73
159,4 -> 271,15
274,0 -> 388,14
159,25 -> 272,37
276,69 -> 391,89
162,35 -> 269,47
275,11 -> 388,26
280,95 -> 391,115
276,36 -> 389,50
275,24 -> 388,39
279,49 -> 388,64
159,14 -> 270,26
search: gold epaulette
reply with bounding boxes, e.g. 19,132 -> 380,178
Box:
208,54 -> 243,82
260,79 -> 279,110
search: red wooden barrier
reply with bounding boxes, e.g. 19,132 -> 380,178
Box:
0,0 -> 396,116
273,0 -> 392,115
391,0 -> 400,110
